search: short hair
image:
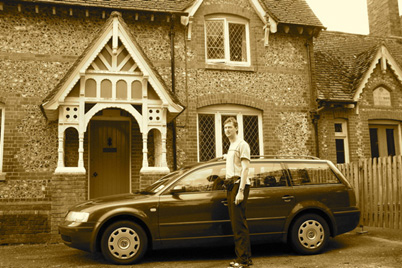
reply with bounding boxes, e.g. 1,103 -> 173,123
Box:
223,117 -> 238,129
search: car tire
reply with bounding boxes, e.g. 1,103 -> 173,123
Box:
289,213 -> 330,255
100,220 -> 148,265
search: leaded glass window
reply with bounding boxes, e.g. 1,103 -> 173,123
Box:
205,15 -> 250,65
198,105 -> 263,161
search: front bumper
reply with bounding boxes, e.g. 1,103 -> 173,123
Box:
59,221 -> 97,252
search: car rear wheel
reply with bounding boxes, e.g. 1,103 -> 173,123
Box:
289,213 -> 329,255
101,221 -> 148,265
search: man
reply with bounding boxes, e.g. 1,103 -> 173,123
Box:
223,117 -> 252,268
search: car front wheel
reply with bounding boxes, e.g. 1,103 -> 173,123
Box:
289,213 -> 329,255
101,221 -> 148,265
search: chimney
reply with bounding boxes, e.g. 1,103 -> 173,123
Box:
367,0 -> 402,36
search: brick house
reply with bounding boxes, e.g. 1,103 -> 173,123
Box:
0,0 -> 324,244
314,0 -> 402,164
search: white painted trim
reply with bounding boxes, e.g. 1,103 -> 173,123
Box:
84,103 -> 143,132
43,14 -> 183,117
140,166 -> 170,174
55,167 -> 86,174
334,119 -> 350,163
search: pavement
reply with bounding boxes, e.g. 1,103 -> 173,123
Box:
1,226 -> 402,268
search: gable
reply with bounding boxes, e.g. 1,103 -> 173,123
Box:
353,45 -> 402,102
42,11 -> 182,120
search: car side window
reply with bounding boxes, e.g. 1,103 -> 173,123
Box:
173,166 -> 226,192
249,162 -> 288,188
287,162 -> 341,186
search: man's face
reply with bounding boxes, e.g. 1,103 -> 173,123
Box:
224,122 -> 237,139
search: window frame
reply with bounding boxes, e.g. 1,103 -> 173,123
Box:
204,15 -> 251,66
197,104 -> 263,161
369,120 -> 402,158
334,119 -> 350,163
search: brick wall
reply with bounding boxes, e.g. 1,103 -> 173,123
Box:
317,63 -> 402,164
0,202 -> 51,244
367,0 -> 402,36
0,0 -> 318,244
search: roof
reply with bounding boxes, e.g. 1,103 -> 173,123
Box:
314,31 -> 402,102
19,0 -> 324,29
16,0 -> 195,13
261,0 -> 324,28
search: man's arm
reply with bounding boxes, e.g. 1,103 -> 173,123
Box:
235,158 -> 250,205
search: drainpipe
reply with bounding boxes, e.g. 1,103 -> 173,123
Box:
305,40 -> 320,158
170,14 -> 178,170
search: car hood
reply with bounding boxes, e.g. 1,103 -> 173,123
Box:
69,193 -> 154,212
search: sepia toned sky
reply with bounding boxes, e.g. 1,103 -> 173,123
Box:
305,0 -> 402,35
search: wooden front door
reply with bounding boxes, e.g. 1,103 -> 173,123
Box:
90,120 -> 130,199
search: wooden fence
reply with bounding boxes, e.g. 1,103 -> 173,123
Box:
337,156 -> 402,229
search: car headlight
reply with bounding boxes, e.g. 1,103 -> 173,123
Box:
65,211 -> 89,223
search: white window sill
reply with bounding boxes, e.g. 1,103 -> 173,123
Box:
205,63 -> 255,72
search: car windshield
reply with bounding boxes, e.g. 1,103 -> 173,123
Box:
142,168 -> 189,194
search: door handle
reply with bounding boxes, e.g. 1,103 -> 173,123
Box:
93,172 -> 98,177
282,195 -> 294,202
221,200 -> 228,206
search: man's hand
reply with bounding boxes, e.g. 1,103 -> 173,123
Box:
235,191 -> 244,205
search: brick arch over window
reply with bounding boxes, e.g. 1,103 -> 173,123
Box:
199,4 -> 256,19
196,93 -> 266,110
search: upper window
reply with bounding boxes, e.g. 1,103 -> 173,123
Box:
197,104 -> 263,161
205,15 -> 250,66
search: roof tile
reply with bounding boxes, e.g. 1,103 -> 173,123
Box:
314,31 -> 402,101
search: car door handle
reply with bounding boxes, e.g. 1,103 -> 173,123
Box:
282,195 -> 294,202
221,200 -> 228,206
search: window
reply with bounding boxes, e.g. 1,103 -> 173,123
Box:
197,105 -> 263,161
0,104 -> 4,179
249,162 -> 288,188
369,121 -> 400,158
205,15 -> 250,65
334,119 -> 349,163
286,162 -> 341,185
172,165 -> 226,192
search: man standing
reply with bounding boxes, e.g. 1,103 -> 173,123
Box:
223,117 -> 252,268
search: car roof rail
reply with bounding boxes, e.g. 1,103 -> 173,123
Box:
250,155 -> 320,160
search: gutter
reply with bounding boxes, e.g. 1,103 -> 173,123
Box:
170,14 -> 178,171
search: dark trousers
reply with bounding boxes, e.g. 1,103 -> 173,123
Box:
227,183 -> 251,263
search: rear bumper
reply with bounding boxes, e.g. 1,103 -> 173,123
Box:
59,222 -> 96,252
333,209 -> 360,235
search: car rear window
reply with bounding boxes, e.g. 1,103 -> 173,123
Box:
286,162 -> 341,186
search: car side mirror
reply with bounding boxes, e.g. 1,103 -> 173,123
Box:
170,185 -> 186,194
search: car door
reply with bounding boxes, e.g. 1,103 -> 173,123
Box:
284,161 -> 351,210
246,161 -> 296,237
158,164 -> 230,242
